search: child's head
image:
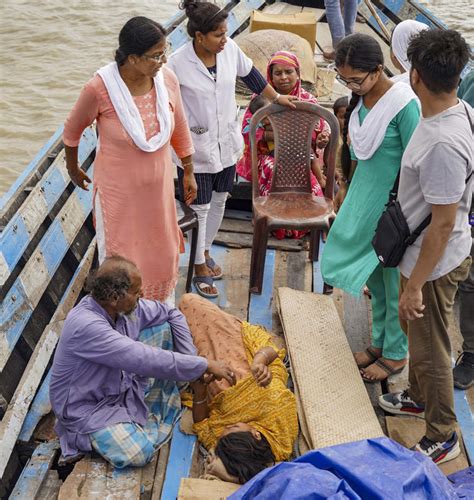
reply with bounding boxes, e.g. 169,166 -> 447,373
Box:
333,96 -> 349,134
249,95 -> 270,115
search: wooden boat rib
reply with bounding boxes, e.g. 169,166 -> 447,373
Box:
1,1 -> 472,498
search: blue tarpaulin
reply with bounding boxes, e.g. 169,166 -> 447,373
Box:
230,437 -> 473,499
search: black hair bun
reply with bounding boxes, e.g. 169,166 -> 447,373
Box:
179,0 -> 200,16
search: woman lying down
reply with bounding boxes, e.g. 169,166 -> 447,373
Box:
179,294 -> 298,484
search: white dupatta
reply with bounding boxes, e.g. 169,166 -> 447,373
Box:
97,62 -> 171,152
349,82 -> 417,160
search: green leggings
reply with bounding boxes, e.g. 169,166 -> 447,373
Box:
366,264 -> 407,360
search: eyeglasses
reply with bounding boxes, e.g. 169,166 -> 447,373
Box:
334,71 -> 372,91
142,44 -> 171,63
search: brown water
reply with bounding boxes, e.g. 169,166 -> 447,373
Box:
0,0 -> 472,196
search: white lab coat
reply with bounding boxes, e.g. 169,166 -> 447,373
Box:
167,38 -> 253,174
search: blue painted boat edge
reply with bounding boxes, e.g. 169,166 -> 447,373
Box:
0,125 -> 64,213
3,166 -> 94,367
18,371 -> 52,442
10,440 -> 59,498
160,424 -> 197,500
1,127 -> 97,279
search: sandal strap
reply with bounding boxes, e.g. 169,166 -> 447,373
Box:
365,347 -> 379,363
192,275 -> 214,287
374,358 -> 400,376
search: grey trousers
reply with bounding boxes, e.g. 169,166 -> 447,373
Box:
459,239 -> 474,353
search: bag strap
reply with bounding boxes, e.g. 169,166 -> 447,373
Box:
389,171 -> 400,201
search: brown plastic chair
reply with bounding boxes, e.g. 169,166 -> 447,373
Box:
249,101 -> 339,294
176,199 -> 198,293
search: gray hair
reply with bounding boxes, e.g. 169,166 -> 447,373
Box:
87,256 -> 138,302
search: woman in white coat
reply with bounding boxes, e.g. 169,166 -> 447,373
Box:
168,0 -> 295,298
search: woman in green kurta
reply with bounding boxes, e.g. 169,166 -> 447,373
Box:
321,33 -> 420,382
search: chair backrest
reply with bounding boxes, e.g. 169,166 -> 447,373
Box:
249,101 -> 340,201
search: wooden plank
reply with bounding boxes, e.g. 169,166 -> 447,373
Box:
10,440 -> 59,499
248,249 -> 276,329
1,166 -> 94,372
161,426 -> 197,500
106,465 -> 141,499
217,247 -> 252,319
151,442 -> 171,500
58,457 -> 108,499
0,240 -> 96,479
37,470 -> 61,500
219,218 -> 253,234
1,126 -> 96,287
224,209 -> 252,221
141,454 -> 159,500
312,235 -> 325,294
386,416 -> 469,475
215,230 -> 304,252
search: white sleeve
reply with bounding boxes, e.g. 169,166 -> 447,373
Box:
419,142 -> 469,205
229,38 -> 253,78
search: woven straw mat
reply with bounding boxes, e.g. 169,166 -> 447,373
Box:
277,287 -> 384,448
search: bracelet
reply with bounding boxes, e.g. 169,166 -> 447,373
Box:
257,350 -> 269,363
272,93 -> 280,104
181,162 -> 193,169
194,397 -> 207,405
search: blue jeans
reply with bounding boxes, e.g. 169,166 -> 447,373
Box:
324,0 -> 358,48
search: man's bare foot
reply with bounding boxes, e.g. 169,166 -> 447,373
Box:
353,347 -> 382,368
194,263 -> 218,296
361,357 -> 407,382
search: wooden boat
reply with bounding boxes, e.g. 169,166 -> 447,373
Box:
1,1 -> 472,498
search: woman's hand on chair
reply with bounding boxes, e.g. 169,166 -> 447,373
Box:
251,360 -> 272,387
276,94 -> 297,109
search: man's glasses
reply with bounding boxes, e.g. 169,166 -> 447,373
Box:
142,44 -> 171,63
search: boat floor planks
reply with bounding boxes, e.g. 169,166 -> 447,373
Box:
386,417 -> 469,475
150,441 -> 171,500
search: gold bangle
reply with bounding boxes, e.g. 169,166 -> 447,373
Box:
257,350 -> 269,363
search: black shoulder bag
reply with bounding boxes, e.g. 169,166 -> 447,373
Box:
372,102 -> 473,268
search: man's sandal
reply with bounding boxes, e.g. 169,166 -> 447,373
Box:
356,347 -> 380,369
205,256 -> 223,280
361,358 -> 405,384
193,275 -> 219,298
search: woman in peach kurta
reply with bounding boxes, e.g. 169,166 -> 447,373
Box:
64,17 -> 196,301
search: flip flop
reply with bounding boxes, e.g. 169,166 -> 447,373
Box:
205,256 -> 223,280
193,275 -> 219,298
361,358 -> 405,384
355,346 -> 380,369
